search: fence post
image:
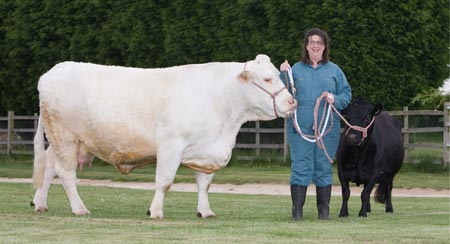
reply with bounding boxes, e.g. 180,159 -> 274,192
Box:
6,111 -> 14,156
444,102 -> 450,167
255,121 -> 260,157
403,106 -> 409,163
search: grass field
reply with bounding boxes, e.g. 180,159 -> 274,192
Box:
1,182 -> 449,244
0,156 -> 449,243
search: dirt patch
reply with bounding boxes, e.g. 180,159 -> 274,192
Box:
2,177 -> 448,197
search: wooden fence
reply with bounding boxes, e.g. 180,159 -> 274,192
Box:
1,102 -> 449,166
0,113 -> 39,155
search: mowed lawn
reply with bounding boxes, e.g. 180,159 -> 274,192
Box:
1,182 -> 449,244
0,156 -> 449,243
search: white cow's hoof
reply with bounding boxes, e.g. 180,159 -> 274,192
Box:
35,206 -> 49,212
197,211 -> 216,218
147,209 -> 164,219
149,214 -> 164,219
31,201 -> 48,212
72,209 -> 91,216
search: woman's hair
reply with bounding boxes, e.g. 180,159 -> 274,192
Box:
301,28 -> 330,64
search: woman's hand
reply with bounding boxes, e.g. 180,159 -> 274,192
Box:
323,92 -> 335,104
280,60 -> 290,72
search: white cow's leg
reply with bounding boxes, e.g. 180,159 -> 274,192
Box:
196,171 -> 216,218
149,148 -> 182,219
32,146 -> 56,212
57,166 -> 90,215
54,142 -> 90,215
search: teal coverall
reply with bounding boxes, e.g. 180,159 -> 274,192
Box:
281,61 -> 352,187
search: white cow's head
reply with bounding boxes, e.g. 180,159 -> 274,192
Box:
239,54 -> 297,120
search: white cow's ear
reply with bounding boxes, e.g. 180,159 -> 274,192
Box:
255,54 -> 270,64
238,70 -> 251,82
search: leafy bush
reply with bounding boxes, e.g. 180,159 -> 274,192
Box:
0,0 -> 448,114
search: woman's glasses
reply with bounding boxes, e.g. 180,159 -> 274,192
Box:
308,41 -> 324,46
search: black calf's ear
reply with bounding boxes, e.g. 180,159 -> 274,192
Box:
373,104 -> 383,115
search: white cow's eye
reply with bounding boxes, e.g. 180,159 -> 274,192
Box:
263,78 -> 272,83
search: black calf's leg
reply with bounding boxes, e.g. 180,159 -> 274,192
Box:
366,184 -> 371,213
339,180 -> 351,217
385,181 -> 394,213
359,181 -> 376,217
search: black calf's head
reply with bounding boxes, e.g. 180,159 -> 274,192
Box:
341,97 -> 382,145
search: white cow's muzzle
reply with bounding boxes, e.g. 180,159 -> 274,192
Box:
251,81 -> 296,118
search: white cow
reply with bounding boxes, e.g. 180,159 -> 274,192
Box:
31,54 -> 297,219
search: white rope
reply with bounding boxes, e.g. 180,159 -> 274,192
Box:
287,66 -> 296,96
286,65 -> 332,143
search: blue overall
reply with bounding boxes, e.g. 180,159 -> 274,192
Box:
281,61 -> 352,187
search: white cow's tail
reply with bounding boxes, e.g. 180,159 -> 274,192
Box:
32,115 -> 47,188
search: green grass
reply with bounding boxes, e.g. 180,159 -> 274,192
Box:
1,182 -> 448,244
407,148 -> 445,166
410,132 -> 442,144
0,155 -> 448,189
0,156 -> 449,243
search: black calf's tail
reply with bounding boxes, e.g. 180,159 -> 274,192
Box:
374,181 -> 388,204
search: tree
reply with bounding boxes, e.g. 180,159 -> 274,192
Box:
0,0 -> 448,114
322,0 -> 449,109
409,88 -> 450,110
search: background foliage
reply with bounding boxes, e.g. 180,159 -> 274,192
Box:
0,0 -> 448,115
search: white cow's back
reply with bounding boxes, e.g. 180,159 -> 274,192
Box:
38,61 -> 245,165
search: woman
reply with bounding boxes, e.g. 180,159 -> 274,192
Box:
280,28 -> 352,221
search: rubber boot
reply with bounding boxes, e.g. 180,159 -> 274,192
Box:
291,185 -> 307,221
316,185 -> 331,220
